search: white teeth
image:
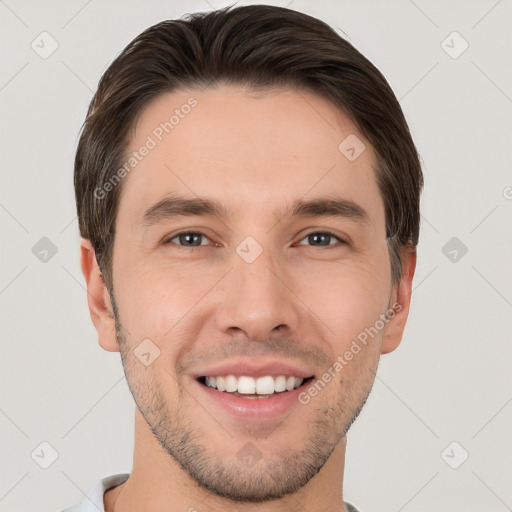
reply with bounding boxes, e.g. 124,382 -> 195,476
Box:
203,374 -> 307,395
238,376 -> 256,394
225,375 -> 238,393
274,375 -> 287,392
216,376 -> 226,391
255,376 -> 275,395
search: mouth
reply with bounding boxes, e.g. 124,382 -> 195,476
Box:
197,374 -> 315,398
193,372 -> 316,421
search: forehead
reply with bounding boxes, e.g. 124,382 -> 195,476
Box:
116,84 -> 384,230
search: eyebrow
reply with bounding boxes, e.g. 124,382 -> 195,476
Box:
140,193 -> 370,228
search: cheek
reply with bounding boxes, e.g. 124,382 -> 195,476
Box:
294,258 -> 391,342
120,260 -> 201,313
115,265 -> 217,357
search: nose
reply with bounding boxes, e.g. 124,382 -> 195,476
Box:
214,247 -> 300,342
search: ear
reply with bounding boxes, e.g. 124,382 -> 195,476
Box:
381,246 -> 417,355
80,238 -> 120,352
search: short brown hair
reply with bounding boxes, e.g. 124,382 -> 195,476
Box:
74,4 -> 423,294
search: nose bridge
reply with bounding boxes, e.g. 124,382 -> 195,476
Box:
215,240 -> 299,340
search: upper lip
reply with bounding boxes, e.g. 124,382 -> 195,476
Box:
190,359 -> 315,379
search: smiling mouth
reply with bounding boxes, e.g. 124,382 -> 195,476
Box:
197,375 -> 315,398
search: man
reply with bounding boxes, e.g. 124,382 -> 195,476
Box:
64,4 -> 422,511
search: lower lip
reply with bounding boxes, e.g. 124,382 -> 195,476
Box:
192,378 -> 310,421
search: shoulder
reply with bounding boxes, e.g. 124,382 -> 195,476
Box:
60,473 -> 130,512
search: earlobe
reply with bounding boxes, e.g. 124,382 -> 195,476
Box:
381,246 -> 417,355
79,238 -> 120,352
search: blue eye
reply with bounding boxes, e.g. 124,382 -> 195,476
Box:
165,232 -> 210,247
163,230 -> 347,249
297,231 -> 346,247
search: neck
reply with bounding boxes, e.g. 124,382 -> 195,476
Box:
106,409 -> 348,512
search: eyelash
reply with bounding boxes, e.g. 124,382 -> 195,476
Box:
163,230 -> 347,248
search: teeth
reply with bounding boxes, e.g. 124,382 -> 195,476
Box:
256,376 -> 274,395
274,375 -> 287,392
204,375 -> 305,395
225,375 -> 238,393
216,376 -> 226,391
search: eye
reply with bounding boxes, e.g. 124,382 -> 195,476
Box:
296,230 -> 347,247
164,231 -> 211,247
162,230 -> 347,249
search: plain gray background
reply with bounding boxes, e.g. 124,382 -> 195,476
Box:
1,0 -> 511,511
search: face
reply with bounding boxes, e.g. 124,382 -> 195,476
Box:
84,84 -> 415,502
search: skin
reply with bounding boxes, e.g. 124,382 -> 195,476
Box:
80,85 -> 416,512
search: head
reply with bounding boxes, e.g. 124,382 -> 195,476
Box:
77,4 -> 422,503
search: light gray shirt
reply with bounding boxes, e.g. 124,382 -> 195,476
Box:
61,473 -> 361,511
